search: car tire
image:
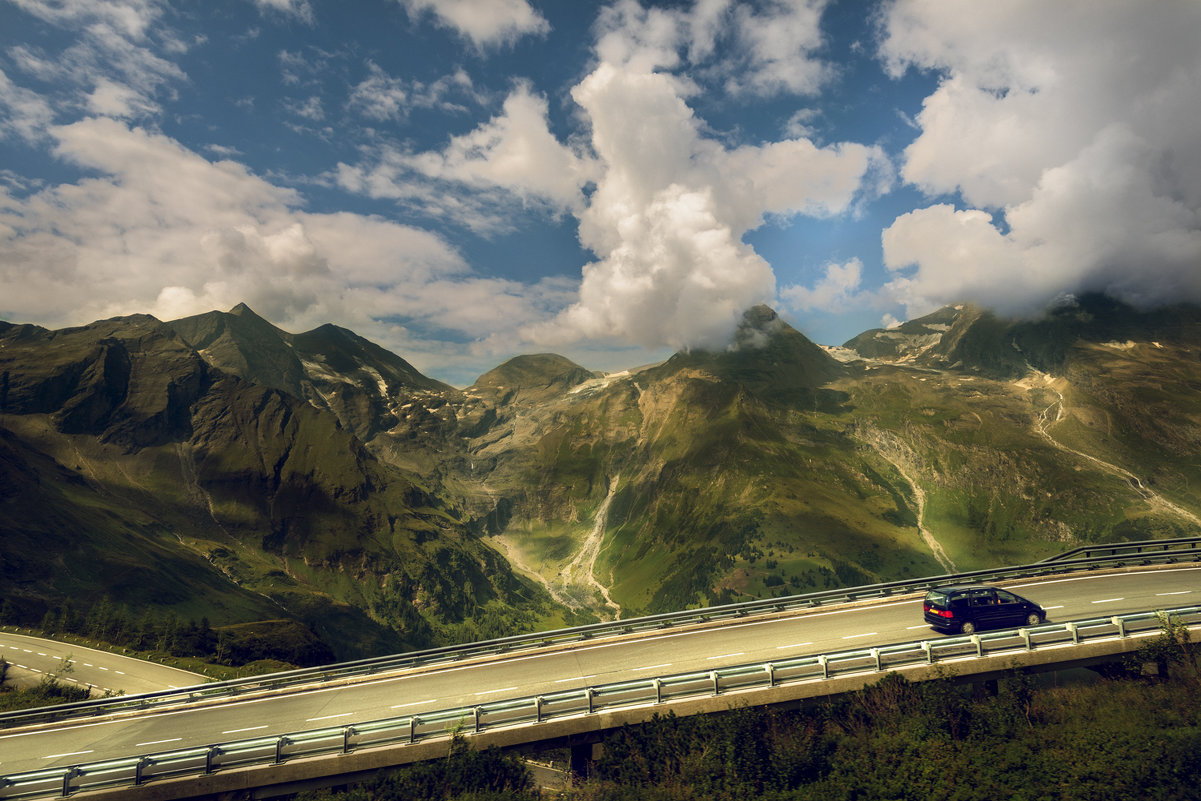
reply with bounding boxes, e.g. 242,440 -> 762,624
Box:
960,621 -> 976,635
1026,613 -> 1042,626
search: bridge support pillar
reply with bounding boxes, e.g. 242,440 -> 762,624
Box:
569,738 -> 603,779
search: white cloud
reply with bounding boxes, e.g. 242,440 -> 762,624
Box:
399,0 -> 549,49
878,0 -> 1201,319
524,15 -> 880,351
728,0 -> 829,96
780,258 -> 867,313
7,0 -> 163,40
0,68 -> 55,141
254,0 -> 315,24
347,62 -> 408,121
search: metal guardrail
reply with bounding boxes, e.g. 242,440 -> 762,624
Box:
3,536 -> 1199,731
2,606 -> 1196,800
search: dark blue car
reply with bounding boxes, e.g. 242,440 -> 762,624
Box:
923,584 -> 1046,635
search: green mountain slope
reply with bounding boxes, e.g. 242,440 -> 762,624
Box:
0,314 -> 548,659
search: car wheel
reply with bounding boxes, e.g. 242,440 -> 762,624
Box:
960,621 -> 976,635
1026,613 -> 1042,626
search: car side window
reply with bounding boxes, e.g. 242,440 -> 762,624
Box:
969,589 -> 995,606
996,590 -> 1017,604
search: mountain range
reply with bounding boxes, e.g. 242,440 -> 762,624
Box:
2,295 -> 1199,660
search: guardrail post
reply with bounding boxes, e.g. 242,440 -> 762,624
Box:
1020,629 -> 1032,651
710,671 -> 719,695
409,716 -> 418,744
971,635 -> 982,658
534,696 -> 543,723
818,655 -> 829,680
275,736 -> 288,764
61,767 -> 77,798
1112,616 -> 1127,638
871,648 -> 881,671
765,663 -> 775,688
473,706 -> 481,732
1066,622 -> 1079,644
653,678 -> 662,704
134,757 -> 151,786
586,687 -> 594,714
204,746 -> 218,774
343,725 -> 355,753
921,641 -> 932,664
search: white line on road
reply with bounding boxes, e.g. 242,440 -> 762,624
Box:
842,632 -> 878,640
391,700 -> 436,709
1092,598 -> 1125,604
906,625 -> 929,630
222,725 -> 268,735
554,675 -> 598,683
43,751 -> 93,759
135,738 -> 182,747
632,664 -> 672,671
706,652 -> 744,660
777,642 -> 814,649
307,713 -> 353,722
475,687 -> 518,696
1157,591 -> 1192,596
1044,606 -> 1065,610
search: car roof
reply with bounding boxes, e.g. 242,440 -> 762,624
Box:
930,584 -> 996,593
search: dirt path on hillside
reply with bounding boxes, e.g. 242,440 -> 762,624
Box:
1032,378 -> 1201,528
857,428 -> 957,574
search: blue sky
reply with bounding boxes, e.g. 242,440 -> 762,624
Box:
1,1 -> 1199,385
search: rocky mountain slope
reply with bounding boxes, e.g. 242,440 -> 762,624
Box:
2,294 -> 1199,659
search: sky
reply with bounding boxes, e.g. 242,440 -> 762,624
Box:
1,1 -> 1199,386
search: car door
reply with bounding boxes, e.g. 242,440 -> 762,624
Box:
967,588 -> 1001,629
994,590 -> 1026,627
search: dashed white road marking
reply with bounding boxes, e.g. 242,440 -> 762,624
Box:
777,641 -> 815,648
706,652 -> 744,660
306,713 -> 353,722
135,738 -> 182,747
632,663 -> 672,672
474,687 -> 517,696
1157,591 -> 1192,596
842,632 -> 878,640
1044,605 -> 1065,610
391,700 -> 436,709
554,675 -> 597,683
1092,598 -> 1125,604
222,725 -> 268,735
43,751 -> 93,759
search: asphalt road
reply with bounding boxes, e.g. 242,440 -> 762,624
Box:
1,566 -> 1198,775
0,633 -> 206,696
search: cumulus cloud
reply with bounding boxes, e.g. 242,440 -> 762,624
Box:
524,1 -> 881,351
878,0 -> 1201,319
780,258 -> 867,313
399,0 -> 549,49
